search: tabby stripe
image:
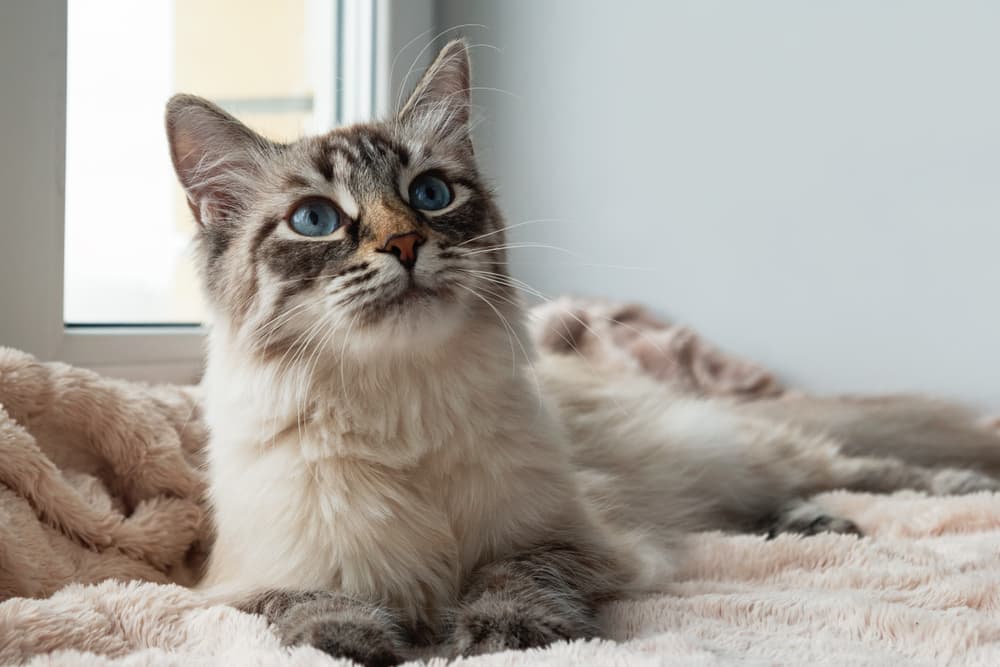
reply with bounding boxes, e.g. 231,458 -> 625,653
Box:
312,151 -> 335,181
334,262 -> 371,279
251,217 -> 282,256
283,174 -> 312,189
341,268 -> 378,290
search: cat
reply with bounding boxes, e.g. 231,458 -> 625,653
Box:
165,39 -> 1000,665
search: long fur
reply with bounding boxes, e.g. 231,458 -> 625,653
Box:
166,39 -> 1000,663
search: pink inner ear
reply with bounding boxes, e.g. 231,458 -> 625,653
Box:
165,95 -> 271,227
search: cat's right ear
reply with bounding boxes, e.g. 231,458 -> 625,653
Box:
165,94 -> 273,227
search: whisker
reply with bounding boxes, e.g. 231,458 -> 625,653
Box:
458,268 -> 636,419
338,312 -> 361,399
266,306 -> 339,448
458,283 -> 545,413
268,264 -> 373,290
470,268 -> 672,359
297,310 -> 344,440
470,282 -> 529,321
457,268 -> 548,302
457,240 -> 656,273
457,218 -> 562,247
454,283 -> 519,377
458,243 -> 586,259
287,316 -> 333,445
255,300 -> 316,352
507,260 -> 659,273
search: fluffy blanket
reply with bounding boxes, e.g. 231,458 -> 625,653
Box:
1,298 -> 998,665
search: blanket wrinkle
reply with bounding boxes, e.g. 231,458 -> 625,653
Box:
0,347 -> 209,603
1,301 -> 999,665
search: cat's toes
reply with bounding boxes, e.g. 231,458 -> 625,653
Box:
452,613 -> 568,656
451,605 -> 594,657
282,617 -> 406,667
761,500 -> 862,539
799,514 -> 862,537
931,469 -> 1000,495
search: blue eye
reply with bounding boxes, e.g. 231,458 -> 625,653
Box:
289,199 -> 341,237
408,173 -> 453,211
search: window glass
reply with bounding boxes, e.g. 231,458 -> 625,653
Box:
64,0 -> 337,324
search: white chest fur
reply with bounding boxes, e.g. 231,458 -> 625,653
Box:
199,328 -> 576,620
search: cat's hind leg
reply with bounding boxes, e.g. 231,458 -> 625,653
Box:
663,410 -> 1000,537
751,441 -> 1000,537
757,498 -> 862,538
820,452 -> 1000,496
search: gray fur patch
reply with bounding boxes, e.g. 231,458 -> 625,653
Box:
238,589 -> 407,667
449,543 -> 618,657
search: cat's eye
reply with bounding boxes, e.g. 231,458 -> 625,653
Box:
407,173 -> 453,211
289,198 -> 341,237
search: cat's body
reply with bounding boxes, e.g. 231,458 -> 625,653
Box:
200,313 -> 598,624
167,41 -> 1000,664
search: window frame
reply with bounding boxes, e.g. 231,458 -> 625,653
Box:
0,0 -> 434,383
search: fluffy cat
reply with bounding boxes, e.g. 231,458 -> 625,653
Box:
166,40 -> 1000,665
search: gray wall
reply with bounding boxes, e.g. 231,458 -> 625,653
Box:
0,1 -> 66,357
437,0 -> 1000,406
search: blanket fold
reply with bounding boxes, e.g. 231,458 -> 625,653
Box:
0,348 -> 208,602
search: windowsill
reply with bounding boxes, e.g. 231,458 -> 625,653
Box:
58,326 -> 206,384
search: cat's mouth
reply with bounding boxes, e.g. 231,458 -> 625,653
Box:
390,281 -> 450,306
346,276 -> 465,350
335,259 -> 470,345
361,274 -> 455,321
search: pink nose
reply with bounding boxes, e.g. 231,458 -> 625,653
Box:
379,231 -> 425,269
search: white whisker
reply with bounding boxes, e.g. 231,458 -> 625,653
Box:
459,242 -> 586,259
458,268 -> 636,419
457,218 -> 562,247
454,283 -> 519,376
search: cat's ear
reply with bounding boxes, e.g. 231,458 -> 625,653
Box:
165,94 -> 274,226
398,39 -> 472,141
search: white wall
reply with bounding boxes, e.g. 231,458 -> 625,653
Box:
438,0 -> 1000,407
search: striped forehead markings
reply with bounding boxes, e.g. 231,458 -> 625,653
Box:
310,131 -> 412,182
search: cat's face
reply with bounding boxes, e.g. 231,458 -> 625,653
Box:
167,40 -> 512,360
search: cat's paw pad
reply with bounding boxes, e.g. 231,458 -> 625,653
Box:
931,469 -> 1000,495
451,605 -> 592,657
283,617 -> 405,667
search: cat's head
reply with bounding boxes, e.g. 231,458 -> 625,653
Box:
166,40 -> 514,361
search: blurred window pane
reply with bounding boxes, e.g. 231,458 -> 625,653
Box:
64,0 -> 341,324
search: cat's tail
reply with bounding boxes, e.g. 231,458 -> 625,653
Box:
736,394 -> 1000,476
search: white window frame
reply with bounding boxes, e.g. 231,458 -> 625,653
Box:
0,0 -> 434,383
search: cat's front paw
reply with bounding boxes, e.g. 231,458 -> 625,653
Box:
450,602 -> 596,657
280,615 -> 406,667
931,469 -> 1000,495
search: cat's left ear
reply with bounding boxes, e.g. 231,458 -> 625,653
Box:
165,94 -> 275,227
398,39 -> 472,141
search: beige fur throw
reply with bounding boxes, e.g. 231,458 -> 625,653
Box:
0,348 -> 208,601
1,302 -> 999,665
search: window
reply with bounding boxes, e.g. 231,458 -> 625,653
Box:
65,0 -> 345,325
0,1 -> 433,381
